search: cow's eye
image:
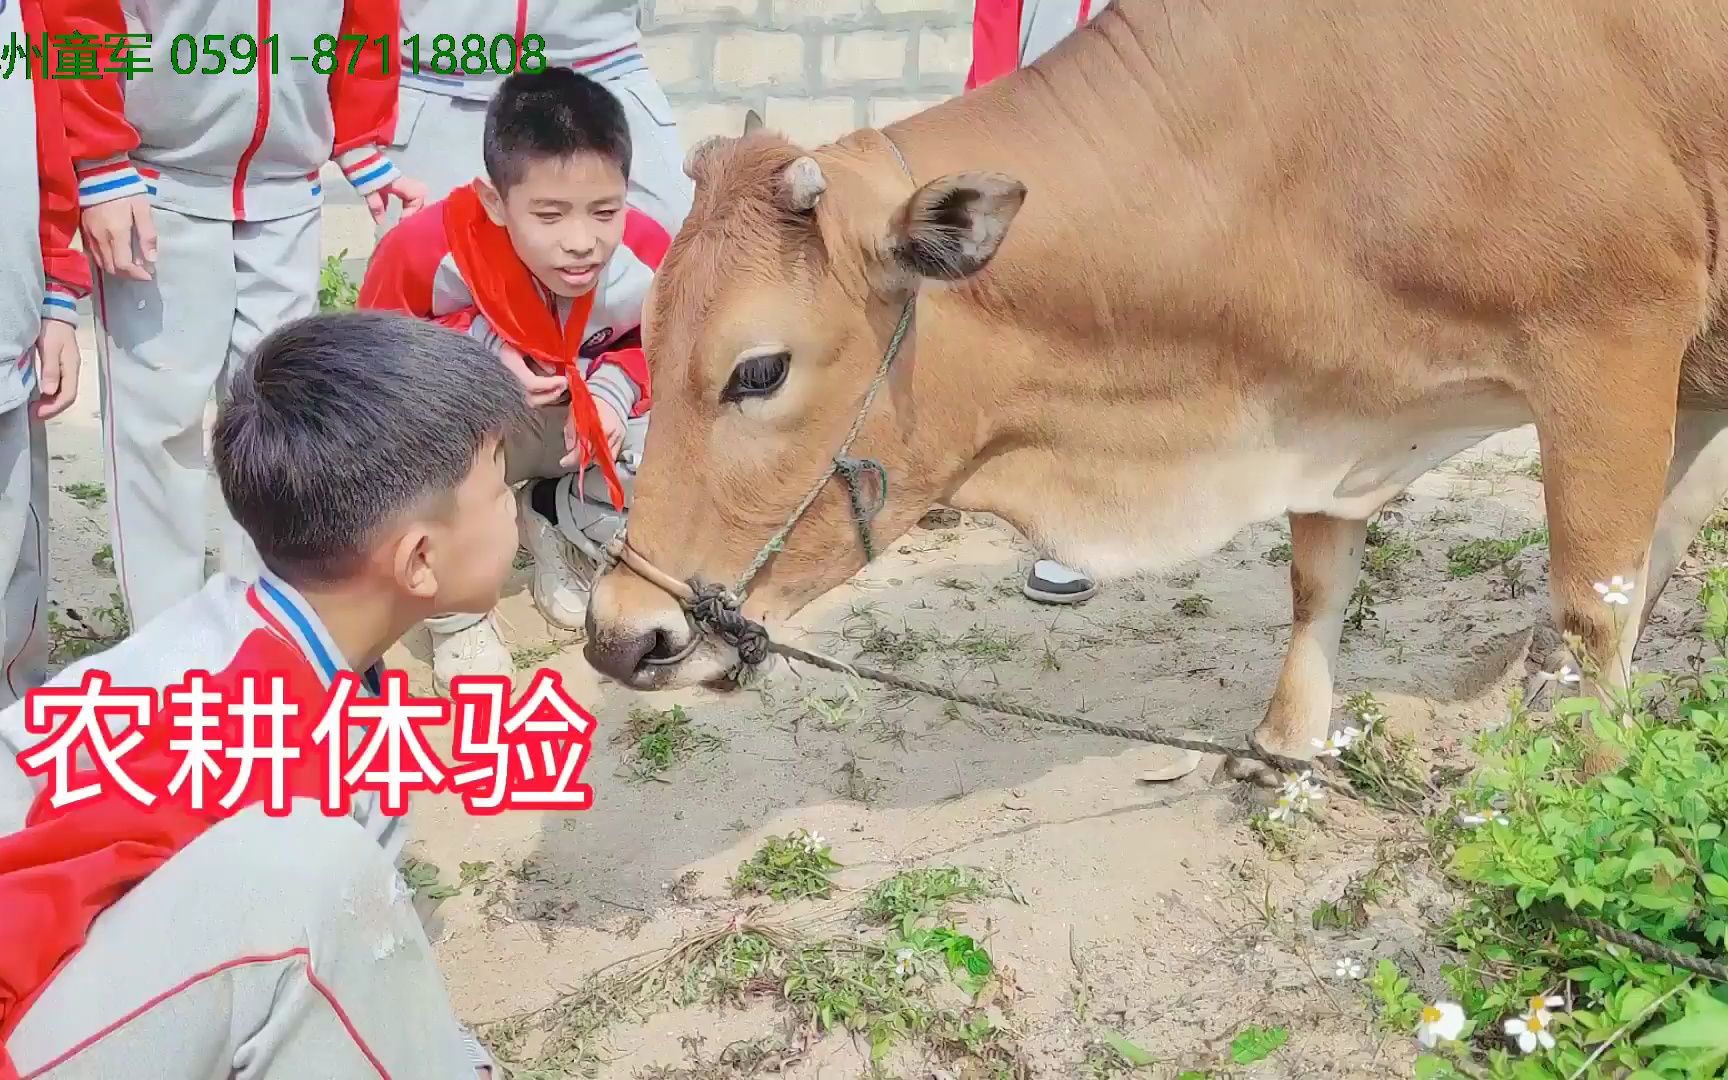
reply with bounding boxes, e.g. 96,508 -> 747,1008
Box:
722,351 -> 790,403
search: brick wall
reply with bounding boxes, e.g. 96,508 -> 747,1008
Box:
639,0 -> 972,148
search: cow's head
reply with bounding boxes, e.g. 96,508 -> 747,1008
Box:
584,113 -> 1027,689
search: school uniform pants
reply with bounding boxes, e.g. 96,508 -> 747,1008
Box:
95,207 -> 321,631
0,400 -> 48,711
424,405 -> 647,636
2,803 -> 477,1080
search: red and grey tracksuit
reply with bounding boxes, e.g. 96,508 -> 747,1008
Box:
0,571 -> 483,1078
51,0 -> 405,631
966,0 -> 1110,89
0,0 -> 93,713
359,188 -> 669,635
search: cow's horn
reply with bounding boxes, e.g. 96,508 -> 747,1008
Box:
682,135 -> 726,180
782,156 -> 826,211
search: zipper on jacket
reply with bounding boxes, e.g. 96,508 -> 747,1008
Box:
231,0 -> 274,218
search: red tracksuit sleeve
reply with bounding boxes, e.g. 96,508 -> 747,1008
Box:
41,0 -> 139,166
357,204 -> 478,334
26,0 -> 90,311
591,345 -> 651,415
359,210 -> 437,316
329,0 -> 405,196
330,0 -> 400,155
966,0 -> 1024,90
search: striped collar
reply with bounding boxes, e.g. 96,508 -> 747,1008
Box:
247,571 -> 383,696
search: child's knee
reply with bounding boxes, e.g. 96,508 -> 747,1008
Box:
197,804 -> 412,943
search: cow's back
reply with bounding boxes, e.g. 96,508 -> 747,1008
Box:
911,0 -> 1728,401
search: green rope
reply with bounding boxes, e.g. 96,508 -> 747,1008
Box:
730,299 -> 915,599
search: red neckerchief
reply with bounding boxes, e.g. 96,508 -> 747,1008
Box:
444,182 -> 626,511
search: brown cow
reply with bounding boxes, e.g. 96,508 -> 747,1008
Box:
584,0 -> 1728,782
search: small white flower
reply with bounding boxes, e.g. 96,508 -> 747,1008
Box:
1352,703 -> 1385,733
1557,665 -> 1580,685
894,948 -> 916,977
1505,1008 -> 1558,1054
1312,727 -> 1359,758
1334,956 -> 1364,980
1273,770 -> 1326,820
803,831 -> 826,852
1594,576 -> 1634,606
1416,1001 -> 1466,1047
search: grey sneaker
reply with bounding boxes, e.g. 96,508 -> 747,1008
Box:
431,614 -> 515,692
1023,559 -> 1098,605
516,485 -> 591,632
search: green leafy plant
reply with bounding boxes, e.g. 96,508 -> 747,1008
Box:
319,251 -> 359,310
1367,958 -> 1427,1032
1445,527 -> 1548,578
859,865 -> 1003,923
615,704 -> 723,782
1228,1024 -> 1289,1064
1402,568 -> 1728,1077
729,830 -> 841,900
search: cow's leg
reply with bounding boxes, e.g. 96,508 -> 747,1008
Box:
1224,512 -> 1366,786
1525,408 -> 1728,705
1640,408 -> 1728,623
1527,340 -> 1683,708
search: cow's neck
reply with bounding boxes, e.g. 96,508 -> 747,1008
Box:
863,5 -> 1273,577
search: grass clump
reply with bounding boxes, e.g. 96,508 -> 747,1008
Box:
860,865 -> 1009,924
489,857 -> 1025,1077
729,830 -> 841,901
48,591 -> 129,665
615,704 -> 723,783
1446,526 -> 1548,578
1364,518 -> 1419,580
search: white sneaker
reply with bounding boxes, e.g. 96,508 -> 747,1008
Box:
516,485 -> 591,632
431,614 -> 515,692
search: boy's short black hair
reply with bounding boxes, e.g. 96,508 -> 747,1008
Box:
214,311 -> 529,586
483,67 -> 632,195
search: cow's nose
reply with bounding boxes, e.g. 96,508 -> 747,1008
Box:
583,569 -> 694,684
582,624 -> 667,682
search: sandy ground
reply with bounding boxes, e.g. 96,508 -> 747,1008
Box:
37,203 -> 1725,1078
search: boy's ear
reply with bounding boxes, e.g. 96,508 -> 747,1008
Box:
391,528 -> 439,601
476,180 -> 508,227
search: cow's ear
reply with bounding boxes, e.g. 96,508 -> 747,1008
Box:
881,172 -> 1026,289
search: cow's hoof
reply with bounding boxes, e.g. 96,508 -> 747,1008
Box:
1214,753 -> 1283,789
1522,642 -> 1575,711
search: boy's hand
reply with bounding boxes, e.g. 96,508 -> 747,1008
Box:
32,319 -> 81,421
498,343 -> 568,407
81,195 -> 157,281
365,175 -> 430,225
598,397 -> 627,460
560,399 -> 627,470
